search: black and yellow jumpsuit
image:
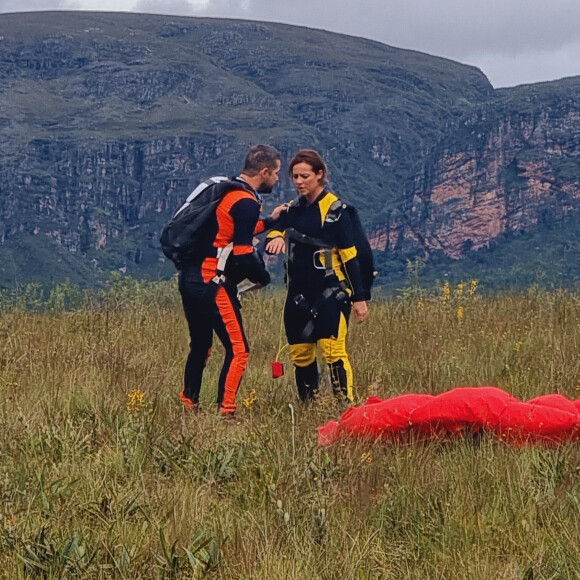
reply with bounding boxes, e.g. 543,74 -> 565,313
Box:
178,178 -> 271,415
267,188 -> 369,403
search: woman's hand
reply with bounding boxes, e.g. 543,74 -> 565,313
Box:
265,237 -> 286,255
352,301 -> 368,322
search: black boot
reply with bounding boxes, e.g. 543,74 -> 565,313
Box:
295,361 -> 319,402
328,360 -> 351,404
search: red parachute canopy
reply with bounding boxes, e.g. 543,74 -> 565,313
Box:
318,387 -> 580,446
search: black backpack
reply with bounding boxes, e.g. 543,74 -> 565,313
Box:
160,176 -> 252,269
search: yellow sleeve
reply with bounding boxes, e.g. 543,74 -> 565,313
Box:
266,230 -> 286,240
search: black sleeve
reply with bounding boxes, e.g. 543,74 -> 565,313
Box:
265,207 -> 291,236
260,216 -> 276,231
334,211 -> 368,302
344,258 -> 369,302
227,253 -> 271,287
230,197 -> 260,249
228,198 -> 271,286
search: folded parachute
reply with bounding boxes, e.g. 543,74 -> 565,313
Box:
318,386 -> 580,446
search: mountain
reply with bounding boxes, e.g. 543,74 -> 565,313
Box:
377,78 -> 580,256
370,77 -> 580,290
0,11 -> 578,291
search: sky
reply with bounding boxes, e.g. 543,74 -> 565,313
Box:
1,0 -> 580,88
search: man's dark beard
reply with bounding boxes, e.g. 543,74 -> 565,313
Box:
256,183 -> 274,194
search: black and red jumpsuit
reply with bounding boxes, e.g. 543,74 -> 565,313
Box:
178,179 -> 271,415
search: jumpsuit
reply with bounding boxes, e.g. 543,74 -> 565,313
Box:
178,179 -> 271,415
267,188 -> 369,403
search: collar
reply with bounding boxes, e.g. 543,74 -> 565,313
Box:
297,186 -> 329,207
233,176 -> 262,204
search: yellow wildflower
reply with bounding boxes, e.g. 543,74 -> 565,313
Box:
127,389 -> 151,413
455,283 -> 464,297
442,281 -> 451,301
243,388 -> 258,409
457,306 -> 464,321
360,451 -> 373,464
469,279 -> 478,296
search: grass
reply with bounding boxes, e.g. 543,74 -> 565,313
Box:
2,279 -> 580,578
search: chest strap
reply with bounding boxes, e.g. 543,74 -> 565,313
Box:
285,228 -> 335,280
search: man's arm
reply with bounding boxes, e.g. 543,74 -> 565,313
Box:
264,204 -> 290,255
228,197 -> 271,286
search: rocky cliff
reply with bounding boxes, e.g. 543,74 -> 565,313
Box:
1,11 -> 580,290
0,10 -> 495,288
371,79 -> 580,260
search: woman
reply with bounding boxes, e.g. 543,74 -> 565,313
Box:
266,149 -> 369,404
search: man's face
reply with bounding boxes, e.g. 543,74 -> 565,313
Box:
256,160 -> 281,194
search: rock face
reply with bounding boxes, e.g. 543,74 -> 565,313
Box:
0,135 -> 238,259
0,11 -> 495,287
2,12 -> 580,288
371,81 -> 580,259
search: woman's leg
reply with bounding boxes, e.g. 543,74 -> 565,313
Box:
284,292 -> 319,401
320,310 -> 354,403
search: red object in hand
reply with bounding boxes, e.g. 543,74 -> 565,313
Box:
271,361 -> 284,378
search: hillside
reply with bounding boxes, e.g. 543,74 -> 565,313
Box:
2,11 -> 580,291
379,77 -> 580,258
369,76 -> 580,291
0,11 -> 492,289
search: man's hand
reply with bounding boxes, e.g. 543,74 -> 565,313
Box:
265,237 -> 286,255
352,301 -> 368,322
270,204 -> 289,220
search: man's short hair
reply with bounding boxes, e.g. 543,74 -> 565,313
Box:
242,145 -> 281,176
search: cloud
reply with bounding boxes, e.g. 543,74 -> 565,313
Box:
132,0 -> 208,14
471,41 -> 580,88
134,0 -> 580,54
0,0 -> 72,10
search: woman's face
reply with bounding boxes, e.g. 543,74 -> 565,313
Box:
291,162 -> 324,200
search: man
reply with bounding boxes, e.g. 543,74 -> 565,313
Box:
178,145 -> 281,417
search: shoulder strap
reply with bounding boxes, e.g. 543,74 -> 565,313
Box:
173,176 -> 229,218
324,198 -> 345,224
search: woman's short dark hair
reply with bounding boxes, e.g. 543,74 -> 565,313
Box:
288,149 -> 328,184
242,145 -> 281,175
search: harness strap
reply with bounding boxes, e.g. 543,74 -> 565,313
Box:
211,242 -> 234,285
286,228 -> 335,280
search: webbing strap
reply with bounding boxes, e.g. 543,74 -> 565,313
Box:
211,242 -> 234,285
286,228 -> 335,279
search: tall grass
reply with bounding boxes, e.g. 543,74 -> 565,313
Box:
2,278 -> 580,578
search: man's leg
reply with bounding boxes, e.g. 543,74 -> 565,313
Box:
212,283 -> 249,415
179,274 -> 213,409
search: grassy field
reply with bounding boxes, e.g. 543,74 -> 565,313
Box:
2,278 -> 580,579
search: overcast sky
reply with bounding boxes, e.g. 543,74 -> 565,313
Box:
2,0 -> 579,88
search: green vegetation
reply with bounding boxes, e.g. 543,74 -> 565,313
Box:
411,211 -> 580,293
2,278 -> 580,577
0,11 -> 493,290
3,12 -> 580,296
